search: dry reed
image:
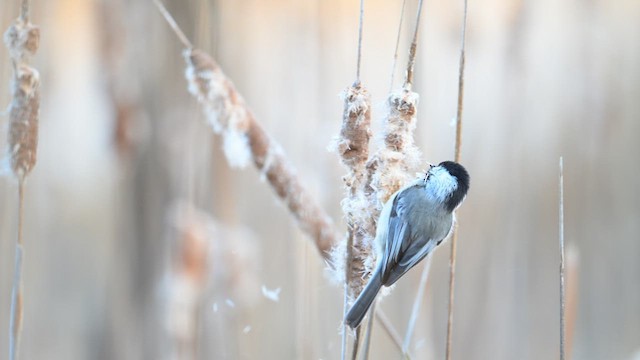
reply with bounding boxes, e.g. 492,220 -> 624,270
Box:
4,1 -> 40,359
184,49 -> 338,259
332,2 -> 375,358
334,84 -> 372,291
333,82 -> 373,360
346,1 -> 424,358
402,254 -> 433,356
445,2 -> 469,359
153,0 -> 339,260
5,3 -> 39,180
565,244 -> 579,360
559,157 -> 566,360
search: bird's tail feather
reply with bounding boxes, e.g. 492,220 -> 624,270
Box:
345,271 -> 383,328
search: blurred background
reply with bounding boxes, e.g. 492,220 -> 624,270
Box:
1,0 -> 639,359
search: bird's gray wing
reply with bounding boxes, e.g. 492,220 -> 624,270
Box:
380,185 -> 452,286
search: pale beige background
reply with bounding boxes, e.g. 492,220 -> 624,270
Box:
1,0 -> 639,359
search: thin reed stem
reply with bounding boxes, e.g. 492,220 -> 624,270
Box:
446,1 -> 468,359
342,230 -> 356,360
336,4 -> 374,359
9,182 -> 25,360
389,0 -> 407,91
355,0 -> 365,83
351,327 -> 361,360
152,0 -> 193,49
402,254 -> 433,355
559,157 -> 566,360
376,310 -> 412,360
360,300 -> 376,360
403,0 -> 425,87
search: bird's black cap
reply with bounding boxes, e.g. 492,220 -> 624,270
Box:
439,161 -> 470,212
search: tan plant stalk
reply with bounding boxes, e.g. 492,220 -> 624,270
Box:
5,3 -> 40,180
360,300 -> 376,360
4,1 -> 40,359
402,254 -> 433,356
333,3 -> 374,359
446,2 -> 468,359
559,157 -> 566,360
153,0 -> 339,260
184,49 -> 338,258
335,83 -> 372,297
354,1 -> 424,357
367,0 -> 424,213
565,244 -> 579,360
334,82 -> 372,360
375,310 -> 412,359
388,0 -> 407,92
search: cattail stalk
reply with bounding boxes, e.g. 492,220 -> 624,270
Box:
355,1 -> 424,357
565,244 -> 579,360
5,3 -> 40,180
446,2 -> 468,359
4,1 -> 40,359
335,82 -> 372,360
335,83 -> 372,295
184,49 -> 338,259
389,0 -> 407,91
559,157 -> 565,360
368,0 -> 424,212
375,310 -> 412,359
335,1 -> 373,357
153,0 -> 339,260
402,254 -> 433,356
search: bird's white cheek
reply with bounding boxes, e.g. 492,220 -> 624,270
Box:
426,174 -> 458,203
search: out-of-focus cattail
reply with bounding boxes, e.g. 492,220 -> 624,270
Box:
4,12 -> 40,181
166,202 -> 260,360
4,5 -> 40,360
184,48 -> 338,260
167,204 -> 211,360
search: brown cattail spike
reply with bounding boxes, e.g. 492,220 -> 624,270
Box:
334,83 -> 373,295
184,48 -> 338,260
4,17 -> 41,181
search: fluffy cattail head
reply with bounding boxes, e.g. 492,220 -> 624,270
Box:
4,15 -> 41,181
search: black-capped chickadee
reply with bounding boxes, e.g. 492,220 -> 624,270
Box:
345,161 -> 470,328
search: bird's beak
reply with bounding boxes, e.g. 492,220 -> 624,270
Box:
427,162 -> 435,169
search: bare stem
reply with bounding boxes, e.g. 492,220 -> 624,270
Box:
446,2 -> 468,359
402,254 -> 433,355
342,230 -> 355,360
389,0 -> 407,91
9,181 -> 25,360
351,327 -> 361,360
355,0 -> 365,83
360,300 -> 377,360
152,0 -> 193,49
376,310 -> 412,360
559,157 -> 566,360
403,0 -> 425,87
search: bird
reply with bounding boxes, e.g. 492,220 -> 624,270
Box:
345,161 -> 470,328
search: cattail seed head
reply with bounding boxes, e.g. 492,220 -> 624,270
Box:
4,17 -> 41,181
